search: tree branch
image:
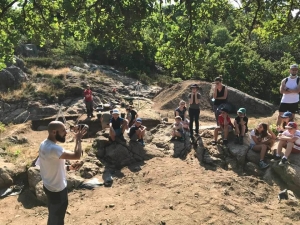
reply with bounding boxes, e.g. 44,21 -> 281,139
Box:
248,0 -> 261,40
0,0 -> 18,18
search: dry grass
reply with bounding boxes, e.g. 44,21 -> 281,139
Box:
0,83 -> 36,101
31,67 -> 70,77
4,144 -> 37,167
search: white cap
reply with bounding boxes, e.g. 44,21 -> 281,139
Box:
290,64 -> 298,69
112,109 -> 120,115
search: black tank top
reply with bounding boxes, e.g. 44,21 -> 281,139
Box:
214,85 -> 227,105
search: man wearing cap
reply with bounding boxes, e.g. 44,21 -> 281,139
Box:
276,64 -> 300,126
83,85 -> 94,118
234,108 -> 248,145
109,109 -> 128,141
188,84 -> 201,138
212,107 -> 234,145
277,111 -> 293,133
128,118 -> 147,146
272,122 -> 300,166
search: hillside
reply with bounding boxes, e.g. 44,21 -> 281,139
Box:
0,66 -> 299,225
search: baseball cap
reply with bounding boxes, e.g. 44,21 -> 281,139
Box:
285,122 -> 297,129
281,111 -> 293,118
112,109 -> 120,115
136,118 -> 142,123
175,116 -> 182,120
190,84 -> 199,89
220,107 -> 229,113
237,108 -> 246,114
290,64 -> 298,69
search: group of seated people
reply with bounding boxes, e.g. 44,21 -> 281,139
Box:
102,106 -> 146,146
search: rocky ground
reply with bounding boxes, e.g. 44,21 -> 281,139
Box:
0,66 -> 300,225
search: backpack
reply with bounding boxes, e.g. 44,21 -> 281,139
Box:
285,77 -> 300,85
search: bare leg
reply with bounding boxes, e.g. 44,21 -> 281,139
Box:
276,112 -> 284,127
253,144 -> 267,160
214,127 -> 221,142
223,125 -> 228,139
284,142 -> 294,158
276,140 -> 285,156
109,127 -> 116,141
240,124 -> 245,136
234,121 -> 240,135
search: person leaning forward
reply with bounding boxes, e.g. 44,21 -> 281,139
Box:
276,64 -> 300,126
37,121 -> 87,225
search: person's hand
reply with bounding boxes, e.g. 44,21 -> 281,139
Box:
74,126 -> 88,140
70,161 -> 84,171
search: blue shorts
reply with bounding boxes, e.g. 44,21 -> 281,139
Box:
114,128 -> 122,136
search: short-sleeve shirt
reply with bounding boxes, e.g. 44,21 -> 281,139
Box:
129,125 -> 141,138
235,116 -> 248,126
38,139 -> 67,192
218,115 -> 233,127
174,122 -> 184,133
84,89 -> 93,102
188,93 -> 201,109
282,130 -> 300,145
110,117 -> 124,130
175,107 -> 187,121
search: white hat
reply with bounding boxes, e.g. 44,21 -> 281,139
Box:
112,109 -> 120,115
290,64 -> 298,69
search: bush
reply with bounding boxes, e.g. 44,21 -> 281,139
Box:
49,78 -> 64,88
25,57 -> 52,68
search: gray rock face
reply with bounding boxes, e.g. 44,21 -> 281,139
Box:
0,69 -> 16,92
27,167 -> 42,192
17,44 -> 38,57
0,159 -> 26,188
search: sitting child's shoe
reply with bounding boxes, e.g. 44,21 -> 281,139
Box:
270,155 -> 281,162
138,139 -> 145,146
211,141 -> 217,146
239,136 -> 244,145
279,157 -> 288,166
222,139 -> 228,145
234,136 -> 239,144
259,160 -> 269,169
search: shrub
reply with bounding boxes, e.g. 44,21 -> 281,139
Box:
25,57 -> 52,68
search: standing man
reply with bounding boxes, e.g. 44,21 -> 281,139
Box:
276,64 -> 300,126
84,84 -> 94,118
188,84 -> 201,139
38,121 -> 87,225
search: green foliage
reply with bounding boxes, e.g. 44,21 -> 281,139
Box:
0,122 -> 6,134
269,124 -> 279,136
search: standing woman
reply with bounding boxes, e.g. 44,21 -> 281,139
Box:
213,77 -> 228,125
188,84 -> 201,138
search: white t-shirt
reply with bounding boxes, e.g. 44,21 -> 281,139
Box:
38,139 -> 67,192
249,130 -> 259,145
282,130 -> 300,146
281,77 -> 299,103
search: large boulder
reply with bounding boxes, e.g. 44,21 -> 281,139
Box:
27,167 -> 42,192
5,65 -> 28,85
0,69 -> 15,92
0,159 -> 26,188
17,44 -> 38,57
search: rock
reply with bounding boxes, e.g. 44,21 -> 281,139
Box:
0,159 -> 26,188
246,149 -> 261,165
0,167 -> 14,188
6,135 -> 28,144
35,181 -> 47,204
227,139 -> 250,166
17,44 -> 38,57
5,65 -> 28,86
79,162 -> 100,179
245,162 -> 264,176
272,162 -> 300,191
170,132 -> 191,158
27,167 -> 42,192
66,173 -> 84,189
0,69 -> 15,92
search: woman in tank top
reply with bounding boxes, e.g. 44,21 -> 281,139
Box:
175,100 -> 188,121
213,76 -> 228,125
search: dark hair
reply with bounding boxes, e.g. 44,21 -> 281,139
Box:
214,76 -> 223,82
254,123 -> 268,138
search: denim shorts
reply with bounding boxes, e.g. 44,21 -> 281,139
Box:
249,143 -> 255,150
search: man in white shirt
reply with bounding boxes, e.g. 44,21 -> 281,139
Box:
272,122 -> 300,166
38,121 -> 87,225
276,64 -> 300,126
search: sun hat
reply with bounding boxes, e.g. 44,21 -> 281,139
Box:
290,64 -> 298,69
190,84 -> 199,89
285,122 -> 297,129
220,107 -> 229,113
175,116 -> 182,120
281,111 -> 293,118
112,109 -> 120,115
136,118 -> 142,123
237,108 -> 246,114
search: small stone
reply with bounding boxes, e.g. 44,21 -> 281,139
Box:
109,204 -> 115,208
169,204 -> 173,210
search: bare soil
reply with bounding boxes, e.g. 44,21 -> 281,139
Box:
0,81 -> 299,225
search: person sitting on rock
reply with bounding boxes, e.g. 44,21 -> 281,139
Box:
125,108 -> 132,123
212,108 -> 234,145
277,111 -> 293,133
128,105 -> 138,127
175,100 -> 188,121
109,109 -> 128,141
272,122 -> 300,166
249,123 -> 276,169
171,116 -> 184,141
234,108 -> 248,145
128,118 -> 146,146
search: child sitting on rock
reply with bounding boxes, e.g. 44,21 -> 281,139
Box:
212,108 -> 234,145
109,109 -> 128,142
249,123 -> 276,169
277,111 -> 293,133
234,108 -> 248,145
171,116 -> 184,141
128,118 -> 147,146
